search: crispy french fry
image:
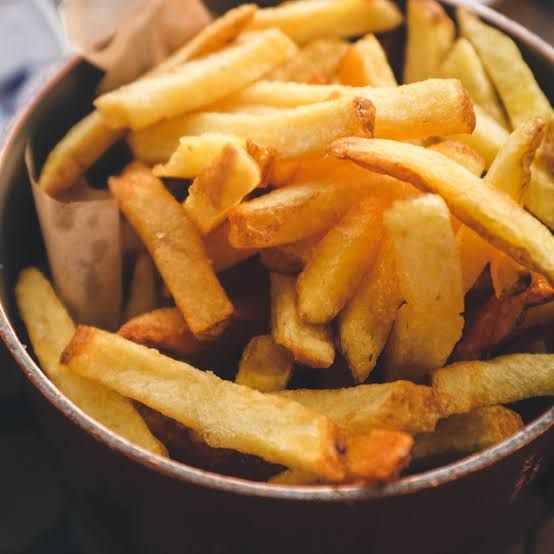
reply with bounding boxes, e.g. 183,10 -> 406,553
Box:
489,253 -> 531,299
95,29 -> 297,129
337,34 -> 397,87
438,38 -> 508,128
456,225 -> 495,293
330,138 -> 554,284
235,335 -> 293,393
109,163 -> 233,339
526,164 -> 554,230
16,268 -> 166,456
413,406 -> 523,461
248,0 -> 402,45
404,0 -> 455,84
260,235 -> 322,275
297,196 -> 389,324
338,240 -> 403,383
277,381 -> 444,436
432,353 -> 554,416
268,38 -> 349,84
270,273 -> 334,369
203,221 -> 257,273
131,96 -> 374,163
38,111 -> 124,195
62,326 -> 345,480
183,144 -> 261,234
428,140 -> 485,177
124,253 -> 159,322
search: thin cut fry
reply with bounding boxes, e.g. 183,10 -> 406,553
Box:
124,253 -> 159,322
235,335 -> 293,393
270,273 -> 334,369
109,163 -> 233,339
330,138 -> 554,284
428,140 -> 485,177
62,326 -> 345,481
432,353 -> 554,416
297,196 -> 389,324
404,0 -> 455,84
203,221 -> 257,273
248,0 -> 402,45
95,29 -> 297,129
15,268 -> 166,456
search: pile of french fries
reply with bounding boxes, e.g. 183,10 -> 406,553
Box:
18,0 -> 554,486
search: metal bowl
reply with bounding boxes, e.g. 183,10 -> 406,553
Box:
0,1 -> 552,553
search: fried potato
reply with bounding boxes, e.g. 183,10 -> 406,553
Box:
109,163 -> 233,339
526,164 -> 554,230
260,235 -> 322,275
38,111 -> 124,195
95,29 -> 297,129
248,0 -> 402,45
124,253 -> 159,322
268,38 -> 349,84
183,144 -> 261,234
203,221 -> 257,273
297,196 -> 389,324
337,34 -> 397,87
131,96 -> 374,163
413,406 -> 523,461
278,381 -> 443,436
330,138 -> 554,283
428,140 -> 485,177
489,253 -> 531,300
270,273 -> 334,369
456,225 -> 495,293
432,353 -> 554,416
216,78 -> 475,142
16,268 -> 166,456
235,335 -> 293,393
519,301 -> 554,334
404,0 -> 455,84
62,326 -> 345,480
269,469 -> 319,486
338,240 -> 403,383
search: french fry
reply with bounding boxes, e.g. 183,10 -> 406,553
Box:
270,273 -> 334,369
124,253 -> 159,322
489,253 -> 531,299
16,268 -> 166,456
131,96 -> 374,163
269,469 -> 319,486
183,144 -> 261,234
38,111 -> 124,196
519,301 -> 554,334
456,225 -> 495,293
248,0 -> 402,45
526,164 -> 554,230
329,138 -> 554,284
297,196 -> 389,324
277,381 -> 444,436
268,38 -> 349,84
109,163 -> 234,339
62,326 -> 345,481
432,353 -> 554,416
413,406 -> 523,461
260,235 -> 322,275
203,221 -> 257,273
428,140 -> 485,177
403,0 -> 455,84
338,240 -> 403,383
235,335 -> 294,393
95,29 -> 297,129
438,38 -> 508,128
337,34 -> 397,87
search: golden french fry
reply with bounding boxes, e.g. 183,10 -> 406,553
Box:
270,273 -> 334,369
432,353 -> 554,416
124,253 -> 159,322
260,235 -> 322,275
277,381 -> 444,436
203,221 -> 257,273
16,268 -> 166,456
489,253 -> 531,299
248,0 -> 402,45
297,195 -> 389,324
109,163 -> 234,339
330,138 -> 554,284
438,38 -> 508,128
404,0 -> 455,84
413,406 -> 523,461
130,96 -> 374,163
95,29 -> 297,129
428,140 -> 485,177
38,111 -> 123,196
183,144 -> 261,234
338,240 -> 403,383
526,164 -> 554,230
268,38 -> 349,84
62,326 -> 345,481
337,34 -> 397,87
456,225 -> 495,293
235,335 -> 294,393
